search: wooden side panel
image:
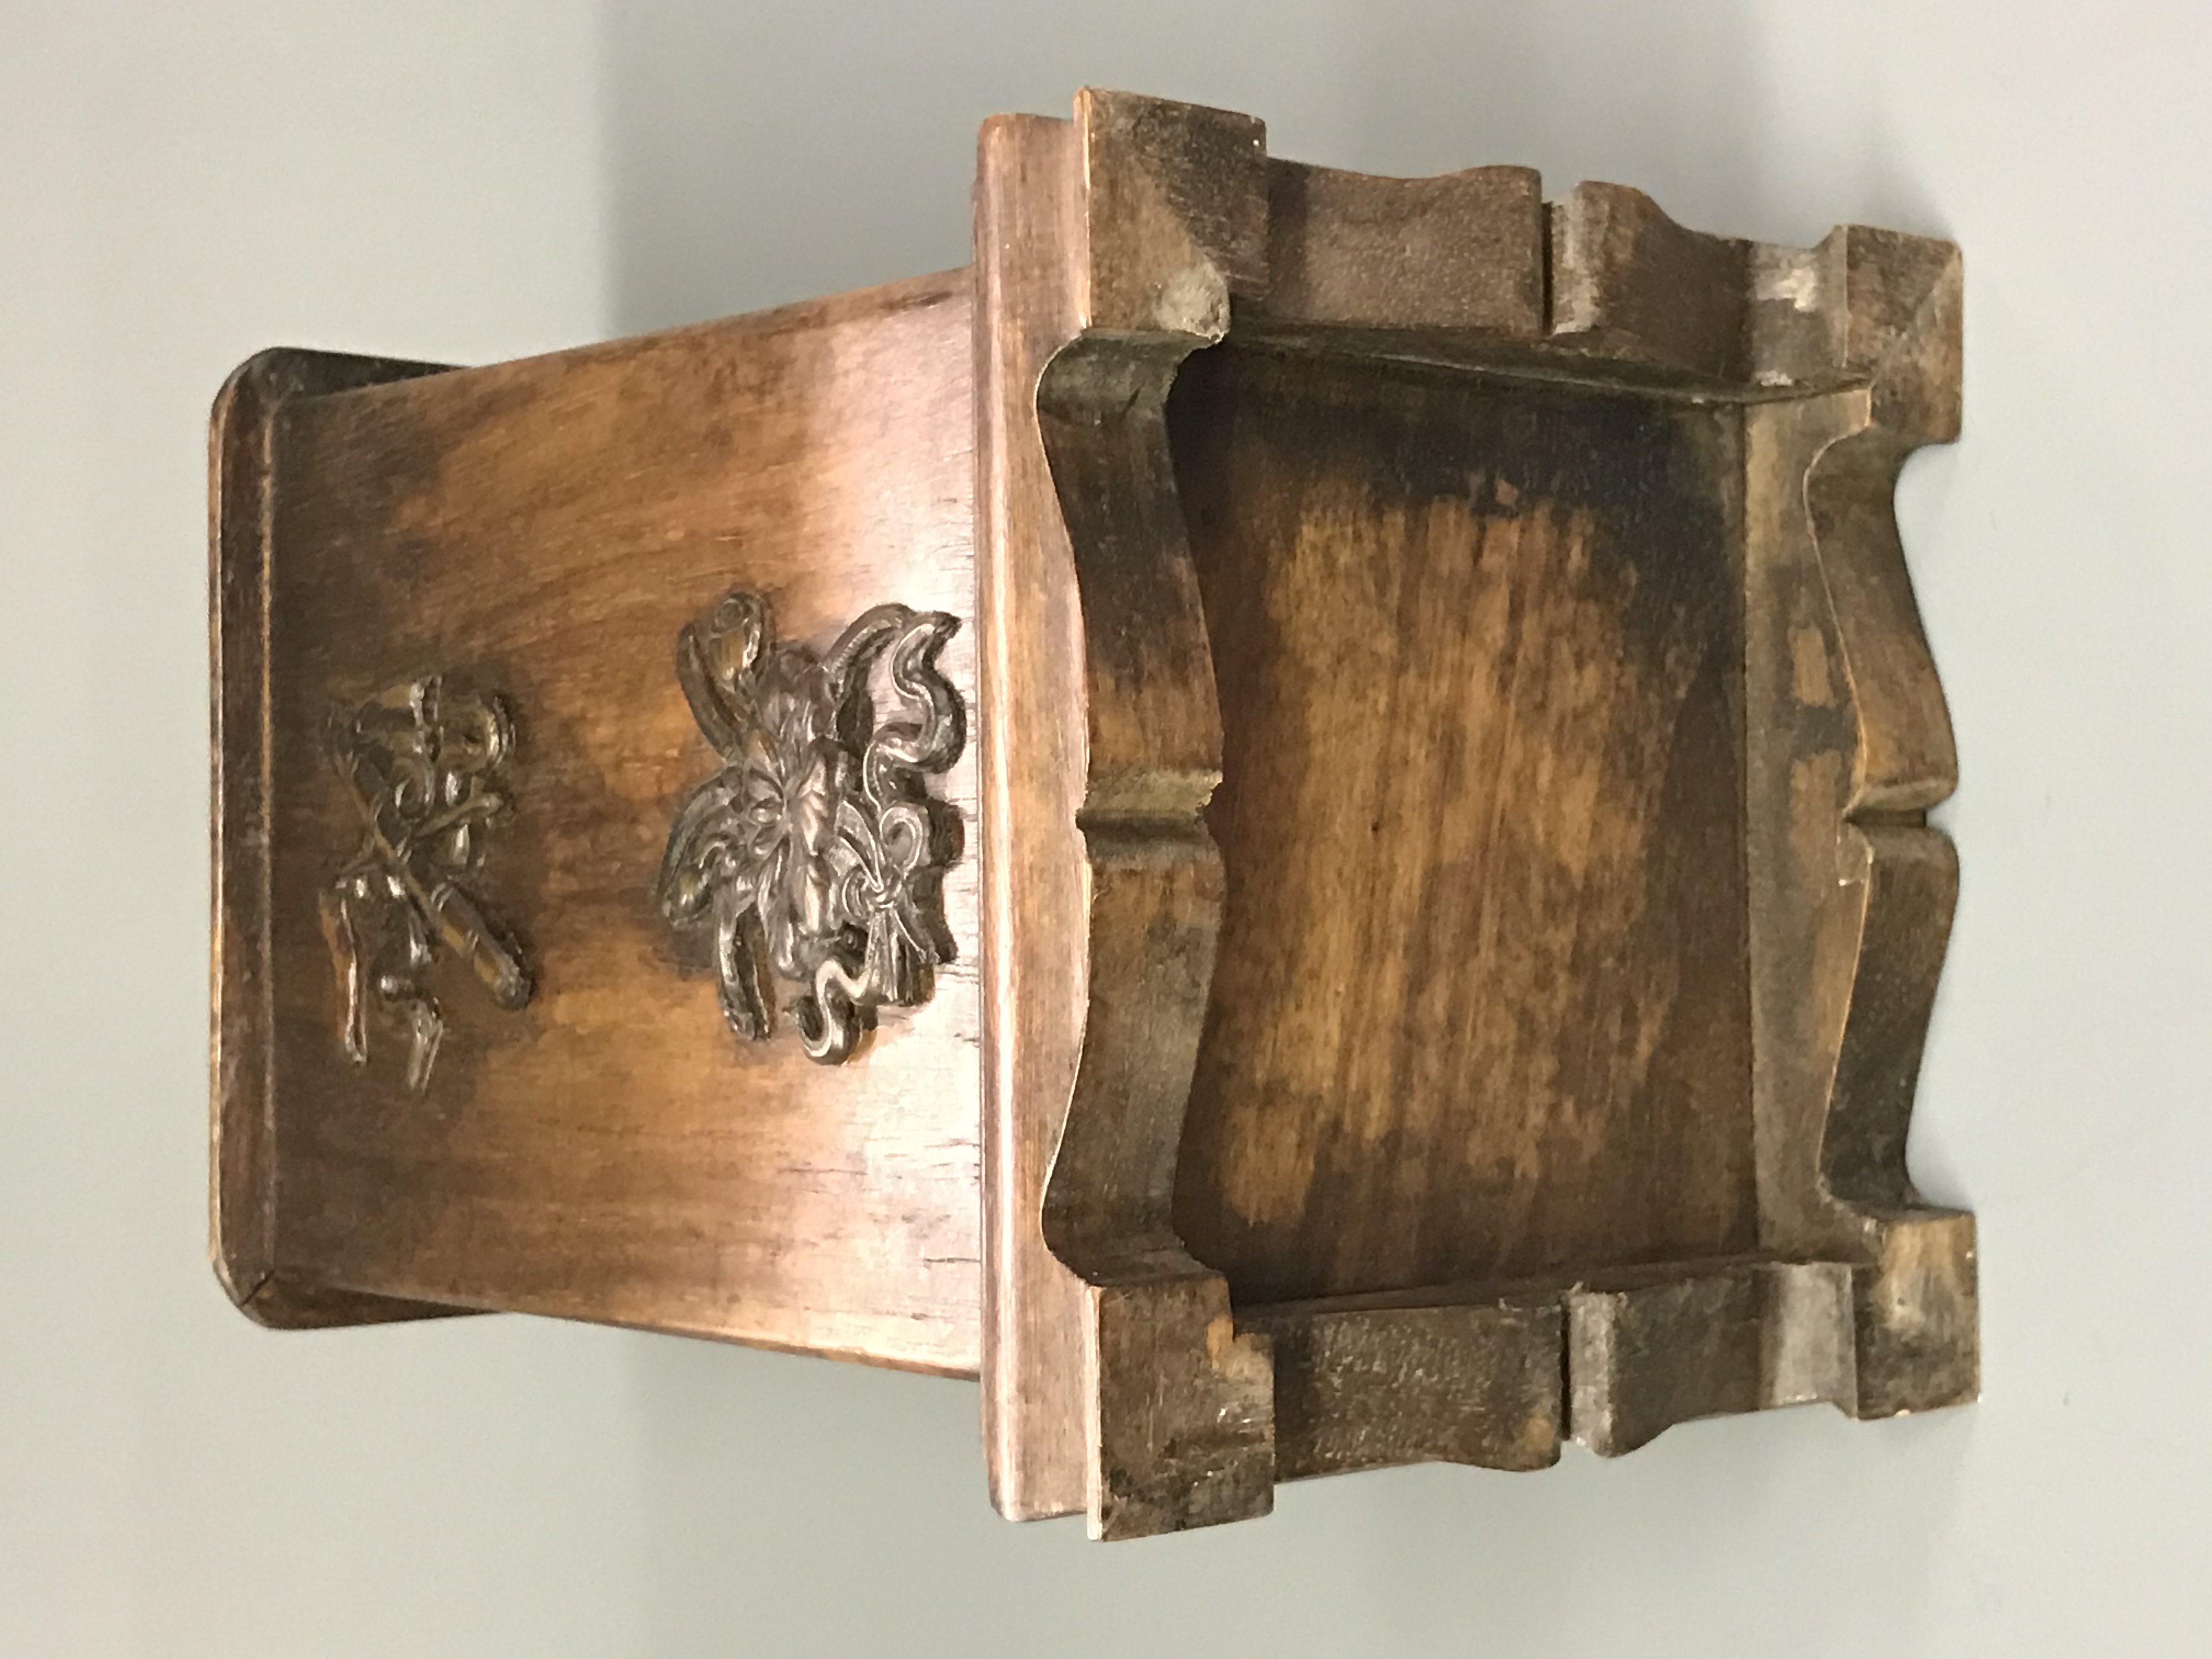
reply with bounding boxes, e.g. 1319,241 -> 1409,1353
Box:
230,273 -> 983,1374
1743,230 -> 1976,1417
977,91 -> 1278,1537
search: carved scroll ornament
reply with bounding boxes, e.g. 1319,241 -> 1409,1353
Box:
320,675 -> 533,1093
657,590 -> 964,1064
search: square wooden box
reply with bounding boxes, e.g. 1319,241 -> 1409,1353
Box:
212,89 -> 1974,1539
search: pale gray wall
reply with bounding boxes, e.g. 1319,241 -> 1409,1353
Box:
3,2 -> 2205,1652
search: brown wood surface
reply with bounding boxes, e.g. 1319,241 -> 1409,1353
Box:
1740,226 -> 1976,1418
977,91 -> 1277,1538
213,86 -> 1972,1540
977,91 -> 1972,1536
211,347 -> 470,1330
1243,1295 -> 1562,1480
1172,345 -> 1756,1304
216,270 -> 984,1374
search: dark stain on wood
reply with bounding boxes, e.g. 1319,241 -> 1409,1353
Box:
1169,343 -> 1757,1302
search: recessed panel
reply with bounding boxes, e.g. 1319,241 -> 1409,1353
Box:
1170,346 -> 1756,1302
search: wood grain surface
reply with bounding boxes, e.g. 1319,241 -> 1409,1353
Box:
212,347 -> 468,1331
214,87 -> 1972,1539
1172,345 -> 1757,1304
216,270 -> 984,1374
975,91 -> 1971,1534
978,91 -> 1278,1538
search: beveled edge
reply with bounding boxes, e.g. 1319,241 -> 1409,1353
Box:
208,345 -> 468,1329
975,89 -> 1279,1539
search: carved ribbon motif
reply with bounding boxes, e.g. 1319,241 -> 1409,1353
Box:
657,590 -> 963,1063
320,676 -> 533,1093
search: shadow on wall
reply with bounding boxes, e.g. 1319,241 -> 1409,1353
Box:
597,0 -> 1945,334
594,2 -> 1965,1654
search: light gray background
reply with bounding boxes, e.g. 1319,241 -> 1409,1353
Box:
3,2 -> 2204,1653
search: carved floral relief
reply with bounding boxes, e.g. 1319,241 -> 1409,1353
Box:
657,589 -> 964,1063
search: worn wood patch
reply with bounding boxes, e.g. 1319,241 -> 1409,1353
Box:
1171,346 -> 1756,1305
